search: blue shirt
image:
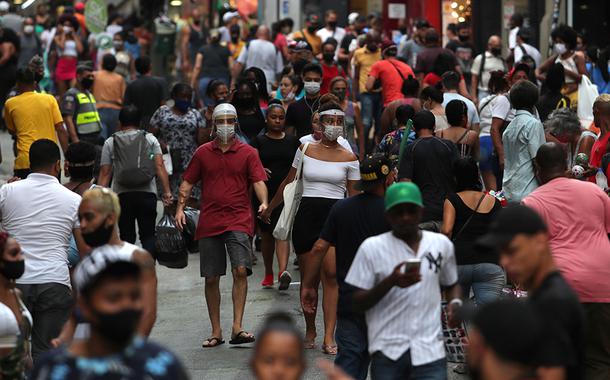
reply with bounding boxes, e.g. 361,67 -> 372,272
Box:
502,110 -> 546,202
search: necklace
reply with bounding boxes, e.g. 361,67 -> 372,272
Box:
304,96 -> 320,114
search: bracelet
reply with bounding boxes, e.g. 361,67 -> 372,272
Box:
449,298 -> 463,307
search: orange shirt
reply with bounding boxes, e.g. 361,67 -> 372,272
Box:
93,70 -> 126,110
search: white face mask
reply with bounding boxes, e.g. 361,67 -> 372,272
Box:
323,124 -> 343,141
216,124 -> 235,144
24,25 -> 34,34
304,81 -> 320,95
63,26 -> 73,34
284,91 -> 295,101
554,43 -> 567,55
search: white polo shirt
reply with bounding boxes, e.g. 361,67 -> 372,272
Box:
0,174 -> 81,288
346,230 -> 458,365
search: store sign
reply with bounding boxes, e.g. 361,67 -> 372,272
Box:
85,0 -> 108,34
388,3 -> 406,19
281,0 -> 290,18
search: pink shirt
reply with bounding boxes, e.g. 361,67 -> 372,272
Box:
523,177 -> 610,302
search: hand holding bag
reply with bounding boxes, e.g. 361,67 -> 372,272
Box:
577,75 -> 599,126
273,143 -> 310,240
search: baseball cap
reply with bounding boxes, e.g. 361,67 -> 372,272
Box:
74,2 -> 85,12
356,153 -> 392,191
348,12 -> 359,25
222,11 -> 239,24
74,249 -> 140,294
381,39 -> 397,52
0,1 -> 9,12
306,14 -> 320,24
384,182 -> 423,211
476,204 -> 547,251
290,39 -> 313,52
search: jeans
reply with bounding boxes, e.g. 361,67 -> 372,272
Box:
371,351 -> 447,380
118,191 -> 158,255
16,283 -> 73,363
98,107 -> 120,139
335,315 -> 370,380
360,92 -> 382,153
458,263 -> 505,306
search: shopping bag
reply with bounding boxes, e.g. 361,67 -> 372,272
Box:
155,211 -> 188,268
183,206 -> 200,253
273,143 -> 309,240
577,75 -> 599,126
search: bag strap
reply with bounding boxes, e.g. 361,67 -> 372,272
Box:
452,193 -> 486,242
456,128 -> 470,145
387,59 -> 406,81
295,142 -> 310,180
478,95 -> 497,113
478,52 -> 486,82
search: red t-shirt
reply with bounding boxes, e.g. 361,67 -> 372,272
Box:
368,58 -> 415,106
183,140 -> 267,239
423,72 -> 441,87
321,63 -> 345,95
589,132 -> 610,182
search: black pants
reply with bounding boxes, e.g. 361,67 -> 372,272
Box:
118,191 -> 157,254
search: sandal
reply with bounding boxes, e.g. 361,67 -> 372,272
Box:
304,339 -> 316,349
201,337 -> 225,348
229,330 -> 256,345
322,344 -> 338,356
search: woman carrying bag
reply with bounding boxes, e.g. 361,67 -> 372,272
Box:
263,100 -> 360,355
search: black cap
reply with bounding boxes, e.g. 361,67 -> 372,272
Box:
473,299 -> 543,365
476,204 -> 547,251
414,19 -> 430,29
355,153 -> 392,191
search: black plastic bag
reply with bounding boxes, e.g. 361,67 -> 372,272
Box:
183,207 -> 200,253
155,211 -> 188,268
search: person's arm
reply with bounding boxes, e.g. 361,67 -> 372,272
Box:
577,135 -> 595,157
97,164 -> 112,187
470,74 -> 479,101
53,33 -> 65,50
191,52 -> 203,90
0,42 -> 15,66
175,180 -> 195,230
491,117 -> 505,170
537,368 -> 567,380
73,228 -> 91,257
440,199 -> 456,238
535,55 -> 556,81
458,78 -> 473,101
564,52 -> 587,82
301,238 -> 331,313
153,154 -> 172,206
472,131 -> 480,160
74,36 -> 83,54
180,25 -> 191,74
264,166 -> 297,217
354,63 -> 361,98
365,75 -> 375,92
252,180 -> 268,216
354,103 -> 365,156
130,249 -> 157,337
55,122 -> 68,153
347,180 -> 359,196
231,62 -> 244,89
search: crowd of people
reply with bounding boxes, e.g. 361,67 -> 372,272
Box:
1,2 -> 610,380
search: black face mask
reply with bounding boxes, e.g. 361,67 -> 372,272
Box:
307,26 -> 317,34
328,21 -> 337,29
82,222 -> 114,247
458,34 -> 470,42
0,260 -> 25,280
81,77 -> 94,89
92,308 -> 142,346
323,52 -> 334,63
367,44 -> 378,52
34,71 -> 44,83
234,96 -> 256,109
293,59 -> 309,75
491,47 -> 502,56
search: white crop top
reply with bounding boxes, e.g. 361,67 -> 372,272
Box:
62,39 -> 78,57
0,298 -> 33,348
292,151 -> 360,199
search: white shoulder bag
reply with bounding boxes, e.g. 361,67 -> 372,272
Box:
273,143 -> 309,240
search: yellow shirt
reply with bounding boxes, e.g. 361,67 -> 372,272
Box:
353,46 -> 382,93
3,92 -> 62,169
230,40 -> 245,61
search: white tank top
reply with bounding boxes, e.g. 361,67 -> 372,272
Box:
0,297 -> 32,349
62,39 -> 78,57
555,54 -> 578,83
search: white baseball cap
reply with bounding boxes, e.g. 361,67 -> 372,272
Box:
348,12 -> 359,25
222,11 -> 239,24
212,103 -> 237,120
0,2 -> 10,12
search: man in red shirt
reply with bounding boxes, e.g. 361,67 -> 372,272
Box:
365,40 -> 415,107
175,103 -> 268,348
589,94 -> 610,179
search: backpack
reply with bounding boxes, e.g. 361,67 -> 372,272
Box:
112,130 -> 156,188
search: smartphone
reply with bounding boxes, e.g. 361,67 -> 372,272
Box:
404,258 -> 421,274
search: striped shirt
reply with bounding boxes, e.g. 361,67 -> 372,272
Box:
345,231 -> 458,364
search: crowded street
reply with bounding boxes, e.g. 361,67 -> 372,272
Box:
1,0 -> 610,379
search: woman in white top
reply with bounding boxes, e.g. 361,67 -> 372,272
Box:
420,86 -> 449,132
265,100 -> 360,355
0,233 -> 33,379
536,25 -> 587,100
299,94 -> 353,152
53,16 -> 84,96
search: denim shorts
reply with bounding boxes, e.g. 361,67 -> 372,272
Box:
479,135 -> 494,171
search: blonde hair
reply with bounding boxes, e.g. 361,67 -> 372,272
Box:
81,187 -> 121,219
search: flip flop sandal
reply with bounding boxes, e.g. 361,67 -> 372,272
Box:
304,340 -> 316,349
229,330 -> 256,345
322,344 -> 338,355
201,337 -> 225,348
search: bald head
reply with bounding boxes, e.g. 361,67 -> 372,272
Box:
535,142 -> 567,184
257,25 -> 271,40
488,35 -> 502,53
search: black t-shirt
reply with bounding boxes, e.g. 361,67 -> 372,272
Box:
398,136 -> 458,222
320,193 -> 391,316
339,34 -> 356,71
285,96 -> 319,138
30,340 -> 189,380
238,110 -> 266,143
197,43 -> 231,78
251,133 -> 300,197
124,76 -> 167,128
529,272 -> 584,380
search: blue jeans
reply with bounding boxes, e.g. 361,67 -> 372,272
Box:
98,107 -> 120,139
359,92 -> 382,153
458,263 -> 506,306
335,315 -> 369,380
371,351 -> 447,380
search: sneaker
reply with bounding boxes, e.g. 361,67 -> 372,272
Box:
261,274 -> 274,288
278,271 -> 292,290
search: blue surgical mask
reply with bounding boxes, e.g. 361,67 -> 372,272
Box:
175,99 -> 191,113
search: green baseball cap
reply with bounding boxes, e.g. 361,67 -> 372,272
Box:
384,182 -> 423,211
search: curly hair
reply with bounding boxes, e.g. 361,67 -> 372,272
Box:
544,108 -> 581,138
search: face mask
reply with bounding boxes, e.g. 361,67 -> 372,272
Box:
328,21 -> 337,29
490,47 -> 502,56
284,91 -> 295,101
323,124 -> 343,141
307,26 -> 317,34
0,260 -> 25,280
92,308 -> 141,346
174,99 -> 191,113
367,44 -> 378,52
323,52 -> 334,63
304,81 -> 320,95
34,71 -> 44,83
458,34 -> 469,42
82,222 -> 114,247
332,89 -> 346,101
81,77 -> 94,89
24,25 -> 34,34
126,35 -> 137,44
231,36 -> 239,43
554,43 -> 567,55
216,124 -> 235,144
113,41 -> 123,49
63,26 -> 73,34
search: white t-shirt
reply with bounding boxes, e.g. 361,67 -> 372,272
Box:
237,39 -> 284,92
316,26 -> 346,54
509,27 -> 519,50
471,52 -> 506,91
442,92 -> 481,127
491,94 -> 515,124
0,174 -> 81,288
478,94 -> 498,136
291,148 -> 360,199
346,231 -> 458,364
299,134 -> 353,152
514,43 -> 541,68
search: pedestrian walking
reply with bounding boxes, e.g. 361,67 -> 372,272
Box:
285,63 -> 323,138
415,29 -> 459,81
376,104 -> 417,168
232,78 -> 266,143
233,25 -> 283,93
124,56 -> 167,129
589,94 -> 610,173
53,15 -> 83,97
445,22 -> 475,87
175,103 -> 268,348
439,99 -> 479,159
377,76 -> 421,139
366,40 -> 415,108
191,30 -> 231,106
300,98 -> 353,152
98,105 -> 173,254
471,36 -> 506,102
419,86 -> 449,132
544,108 -> 596,167
272,74 -> 300,109
329,76 -> 364,154
536,63 -> 571,122
17,17 -> 41,68
180,7 -> 206,80
93,54 -> 126,138
320,39 -> 346,95
397,19 -> 429,68
441,71 -> 480,131
291,14 -> 323,56
316,10 -> 346,56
